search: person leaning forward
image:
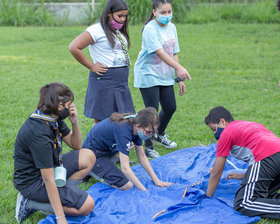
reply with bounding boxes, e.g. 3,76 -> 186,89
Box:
13,82 -> 96,224
205,106 -> 280,220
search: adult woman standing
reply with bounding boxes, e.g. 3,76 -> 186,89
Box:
69,0 -> 134,125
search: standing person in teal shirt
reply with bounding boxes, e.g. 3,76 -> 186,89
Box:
134,0 -> 191,158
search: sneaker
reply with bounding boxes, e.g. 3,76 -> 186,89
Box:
145,146 -> 160,159
154,133 -> 177,149
15,192 -> 36,223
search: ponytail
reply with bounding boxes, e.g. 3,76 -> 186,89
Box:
142,13 -> 154,32
142,0 -> 172,32
110,107 -> 160,128
110,112 -> 135,125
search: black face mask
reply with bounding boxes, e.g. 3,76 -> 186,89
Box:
58,107 -> 69,121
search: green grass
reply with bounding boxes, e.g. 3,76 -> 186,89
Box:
1,0 -> 280,26
0,23 -> 280,223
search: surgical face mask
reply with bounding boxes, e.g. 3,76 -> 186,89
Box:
158,14 -> 173,25
110,15 -> 124,30
58,107 -> 69,121
214,127 -> 224,140
137,130 -> 151,140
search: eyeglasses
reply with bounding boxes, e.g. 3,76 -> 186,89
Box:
142,127 -> 157,136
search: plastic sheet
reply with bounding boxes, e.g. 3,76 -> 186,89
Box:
38,144 -> 260,224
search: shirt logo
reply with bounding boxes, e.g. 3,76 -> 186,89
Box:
126,142 -> 132,152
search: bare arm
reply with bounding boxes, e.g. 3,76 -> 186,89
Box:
206,156 -> 227,197
119,152 -> 147,191
41,168 -> 67,224
155,49 -> 191,80
135,145 -> 172,187
63,103 -> 81,150
69,32 -> 108,75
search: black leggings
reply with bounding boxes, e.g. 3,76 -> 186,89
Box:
140,85 -> 176,147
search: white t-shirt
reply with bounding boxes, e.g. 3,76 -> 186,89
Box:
86,23 -> 128,68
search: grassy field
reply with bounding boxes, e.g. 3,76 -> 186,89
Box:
0,23 -> 280,223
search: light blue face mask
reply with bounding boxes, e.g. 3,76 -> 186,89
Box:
158,14 -> 173,25
137,130 -> 151,140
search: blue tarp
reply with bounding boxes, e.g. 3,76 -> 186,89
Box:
38,144 -> 260,224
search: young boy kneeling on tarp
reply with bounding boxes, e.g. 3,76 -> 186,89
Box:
205,106 -> 280,219
13,82 -> 96,223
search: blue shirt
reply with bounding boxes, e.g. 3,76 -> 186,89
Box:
82,118 -> 142,156
134,20 -> 180,88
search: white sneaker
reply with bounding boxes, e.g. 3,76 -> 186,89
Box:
154,133 -> 177,149
145,146 -> 160,159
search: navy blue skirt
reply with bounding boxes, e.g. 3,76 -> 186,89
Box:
84,67 -> 135,120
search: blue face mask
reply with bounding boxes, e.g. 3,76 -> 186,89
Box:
214,127 -> 224,140
158,14 -> 173,25
137,130 -> 151,140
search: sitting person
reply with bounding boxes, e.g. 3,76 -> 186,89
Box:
82,107 -> 172,191
205,106 -> 280,219
13,82 -> 96,224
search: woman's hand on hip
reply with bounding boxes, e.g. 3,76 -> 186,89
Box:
90,62 -> 108,76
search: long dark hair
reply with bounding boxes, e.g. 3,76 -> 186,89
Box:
37,82 -> 74,115
143,0 -> 172,29
110,107 -> 160,128
100,0 -> 130,48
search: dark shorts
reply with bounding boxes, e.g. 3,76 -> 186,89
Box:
20,150 -> 88,210
84,67 -> 135,120
92,151 -> 129,188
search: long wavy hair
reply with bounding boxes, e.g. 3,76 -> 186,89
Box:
100,0 -> 130,48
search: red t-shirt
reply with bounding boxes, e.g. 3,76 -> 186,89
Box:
216,121 -> 280,163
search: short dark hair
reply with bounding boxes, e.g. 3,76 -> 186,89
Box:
37,82 -> 74,115
100,0 -> 130,48
205,106 -> 234,125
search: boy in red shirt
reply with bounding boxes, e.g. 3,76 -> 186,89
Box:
205,106 -> 280,219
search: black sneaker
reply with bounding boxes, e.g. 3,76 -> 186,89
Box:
154,133 -> 177,149
15,192 -> 36,223
145,146 -> 160,159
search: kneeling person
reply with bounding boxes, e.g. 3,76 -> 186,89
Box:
83,107 -> 172,191
13,82 -> 96,223
205,106 -> 280,219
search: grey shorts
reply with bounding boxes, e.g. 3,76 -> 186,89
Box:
20,150 -> 88,210
92,154 -> 129,188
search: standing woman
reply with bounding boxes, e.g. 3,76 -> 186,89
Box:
69,0 -> 134,125
134,0 -> 192,158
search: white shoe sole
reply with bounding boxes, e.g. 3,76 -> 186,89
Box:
15,192 -> 23,222
154,140 -> 177,149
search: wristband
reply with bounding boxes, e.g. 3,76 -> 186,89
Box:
175,77 -> 181,82
56,215 -> 65,220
